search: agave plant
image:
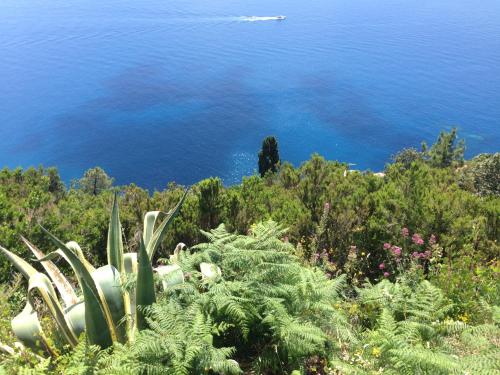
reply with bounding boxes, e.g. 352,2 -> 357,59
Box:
0,191 -> 195,354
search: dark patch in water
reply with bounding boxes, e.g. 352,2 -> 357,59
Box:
39,65 -> 268,189
299,74 -> 423,151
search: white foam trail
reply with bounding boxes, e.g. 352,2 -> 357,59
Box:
160,15 -> 286,24
238,16 -> 286,22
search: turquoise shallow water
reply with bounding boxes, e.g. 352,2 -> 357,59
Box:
1,0 -> 499,189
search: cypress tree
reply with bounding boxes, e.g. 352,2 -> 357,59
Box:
258,136 -> 280,177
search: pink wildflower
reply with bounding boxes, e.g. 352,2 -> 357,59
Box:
383,272 -> 390,278
412,233 -> 424,245
412,251 -> 419,258
401,227 -> 409,237
424,250 -> 432,258
379,263 -> 385,270
392,246 -> 401,257
383,243 -> 391,250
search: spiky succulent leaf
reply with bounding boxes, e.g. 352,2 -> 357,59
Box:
107,192 -> 124,273
136,238 -> 156,331
124,253 -> 138,274
39,226 -> 114,348
22,236 -> 79,308
27,272 -> 79,347
0,245 -> 37,280
124,252 -> 138,324
200,262 -> 222,280
143,211 -> 160,249
66,241 -> 96,273
11,303 -> 52,355
0,245 -> 80,349
146,189 -> 188,260
64,301 -> 86,338
92,266 -> 128,343
79,279 -> 113,348
169,242 -> 187,264
155,264 -> 184,290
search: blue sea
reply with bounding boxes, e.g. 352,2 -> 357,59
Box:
1,0 -> 499,189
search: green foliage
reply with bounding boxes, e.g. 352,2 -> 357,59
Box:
0,193 -> 190,354
330,278 -> 500,374
258,136 -> 280,177
0,276 -> 24,353
424,127 -> 465,168
197,177 -> 224,230
391,147 -> 424,170
432,257 -> 500,323
459,152 -> 500,196
95,298 -> 241,375
1,129 -> 497,285
0,128 -> 498,374
54,336 -> 101,375
46,168 -> 65,198
1,222 -> 354,375
76,167 -> 114,196
172,222 -> 353,374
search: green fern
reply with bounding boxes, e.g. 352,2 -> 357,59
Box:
54,336 -> 101,375
178,221 -> 353,374
49,221 -> 349,375
331,278 -> 500,375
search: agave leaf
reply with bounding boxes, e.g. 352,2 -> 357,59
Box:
105,194 -> 131,341
0,245 -> 37,280
39,226 -> 114,348
107,193 -> 124,273
35,241 -> 95,288
124,252 -> 138,323
136,238 -> 156,331
143,211 -> 160,249
200,262 -> 222,280
92,266 -> 127,343
41,249 -> 130,343
80,279 -> 113,348
155,264 -> 184,291
27,272 -> 78,347
0,342 -> 15,355
66,241 -> 96,273
169,243 -> 187,264
21,236 -> 78,308
146,189 -> 188,260
36,249 -> 85,288
36,248 -> 129,344
124,252 -> 138,274
11,303 -> 54,355
64,301 -> 86,338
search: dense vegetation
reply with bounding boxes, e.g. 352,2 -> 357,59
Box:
0,129 -> 498,374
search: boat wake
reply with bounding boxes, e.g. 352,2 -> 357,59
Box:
238,16 -> 286,22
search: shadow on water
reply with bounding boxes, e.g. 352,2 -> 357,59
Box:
37,64 -> 269,189
288,74 -> 425,163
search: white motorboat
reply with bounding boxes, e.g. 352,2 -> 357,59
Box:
240,15 -> 286,22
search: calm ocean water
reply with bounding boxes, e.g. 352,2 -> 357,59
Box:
1,0 -> 499,189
